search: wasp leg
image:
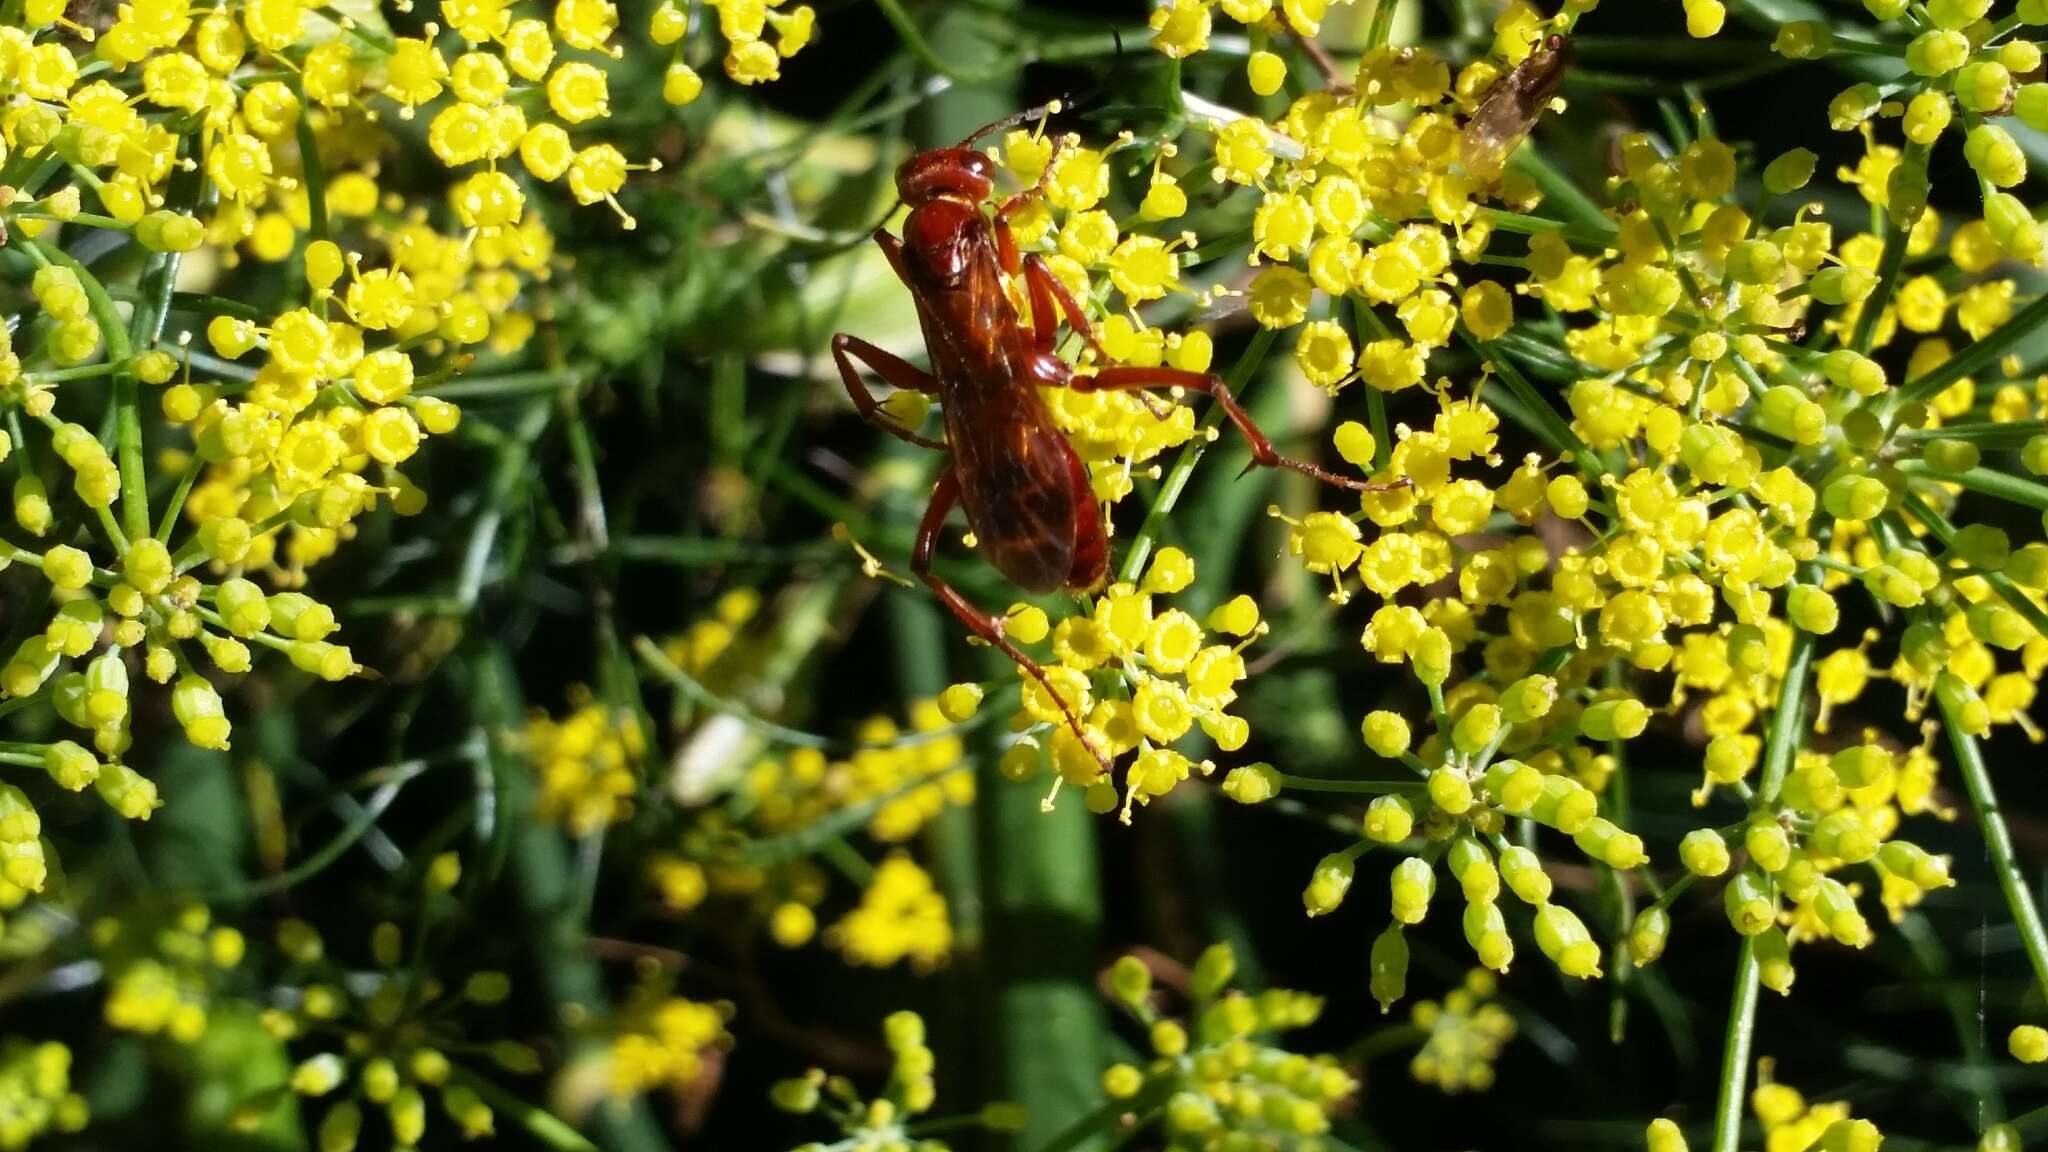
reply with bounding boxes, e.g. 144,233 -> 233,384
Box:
1020,254 -> 1112,365
1073,366 -> 1409,494
832,333 -> 946,450
913,470 -> 1113,773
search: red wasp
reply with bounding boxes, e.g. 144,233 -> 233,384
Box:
833,105 -> 1392,768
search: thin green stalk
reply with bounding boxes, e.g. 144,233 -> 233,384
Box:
1940,702 -> 2048,1000
1709,617 -> 1813,1152
15,235 -> 145,541
1897,460 -> 2048,511
1850,218 -> 1907,355
1893,419 -> 2048,447
1116,327 -> 1277,583
1275,774 -> 1423,794
1898,292 -> 2048,409
446,1067 -> 600,1152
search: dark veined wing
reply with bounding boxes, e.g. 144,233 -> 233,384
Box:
946,385 -> 1083,594
1461,36 -> 1574,182
927,239 -> 1082,595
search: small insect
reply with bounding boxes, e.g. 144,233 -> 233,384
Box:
834,105 -> 1396,770
1460,33 -> 1575,184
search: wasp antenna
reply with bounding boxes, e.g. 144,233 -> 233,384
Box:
953,99 -> 1067,150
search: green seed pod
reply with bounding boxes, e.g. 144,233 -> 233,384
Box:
1786,585 -> 1839,635
1755,926 -> 1796,994
1967,602 -> 2033,650
1369,924 -> 1408,1013
1830,744 -> 1893,790
1485,760 -> 1544,815
1191,941 -> 1236,1000
1936,671 -> 1992,736
1811,810 -> 1878,864
1923,437 -> 1981,475
1754,384 -> 1828,444
1950,523 -> 2011,570
1109,955 -> 1152,1005
1725,869 -> 1776,935
1629,906 -> 1671,967
2019,83 -> 2048,132
1499,675 -> 1558,724
1806,267 -> 1875,308
1463,899 -> 1514,972
1573,817 -> 1648,869
1956,61 -> 2013,112
1533,903 -> 1601,978
1447,837 -> 1500,902
1581,698 -> 1650,741
2009,543 -> 2048,590
1822,474 -> 1888,522
1530,775 -> 1598,835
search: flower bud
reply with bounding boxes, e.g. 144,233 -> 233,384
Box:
1447,837 -> 1500,902
1363,793 -> 1416,844
1725,869 -> 1776,935
1463,899 -> 1513,972
1581,698 -> 1649,741
1190,942 -> 1235,1000
1533,903 -> 1601,978
1647,1118 -> 1690,1152
1109,955 -> 1152,1005
1680,829 -> 1731,876
1573,817 -> 1648,869
1389,856 -> 1435,924
1755,925 -> 1796,994
1629,905 -> 1671,966
1427,767 -> 1474,815
1221,762 -> 1281,804
1360,710 -> 1411,759
1497,845 -> 1552,904
1369,924 -> 1408,1012
2011,1025 -> 2048,1063
1303,852 -> 1355,917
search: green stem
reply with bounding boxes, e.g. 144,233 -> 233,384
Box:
1898,292 -> 2048,409
1897,460 -> 2048,511
1940,700 -> 2048,1001
1275,773 -> 1422,794
446,1067 -> 600,1152
1709,611 -> 1813,1152
1116,327 -> 1277,583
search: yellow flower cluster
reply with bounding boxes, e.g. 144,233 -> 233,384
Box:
825,853 -> 951,972
645,683 -> 968,966
649,0 -> 816,102
1407,969 -> 1516,1094
770,1011 -> 1025,1152
605,980 -> 733,1100
0,1041 -> 88,1150
1102,943 -> 1356,1150
523,690 -> 644,836
96,903 -> 245,1044
258,909 -> 518,1149
974,547 -> 1261,820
